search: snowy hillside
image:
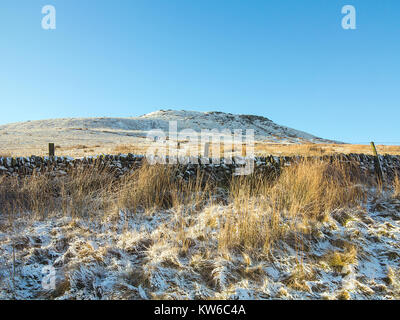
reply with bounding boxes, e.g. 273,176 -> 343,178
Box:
0,110 -> 338,151
138,110 -> 336,143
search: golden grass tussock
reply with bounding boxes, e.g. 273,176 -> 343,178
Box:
59,166 -> 116,218
117,163 -> 213,213
0,173 -> 59,218
325,245 -> 357,271
117,163 -> 176,212
269,160 -> 364,219
218,160 -> 364,253
283,264 -> 315,292
0,166 -> 116,219
336,290 -> 351,300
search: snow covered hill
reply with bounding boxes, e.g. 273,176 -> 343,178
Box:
138,110 -> 337,143
0,110 -> 338,149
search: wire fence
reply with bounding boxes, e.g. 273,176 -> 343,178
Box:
344,142 -> 400,145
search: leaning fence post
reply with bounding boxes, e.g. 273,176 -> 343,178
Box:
49,143 -> 55,157
370,142 -> 384,184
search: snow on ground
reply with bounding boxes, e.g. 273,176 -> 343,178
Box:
0,191 -> 399,300
0,110 -> 339,157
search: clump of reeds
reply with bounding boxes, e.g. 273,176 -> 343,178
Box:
0,162 -> 214,220
0,173 -> 59,218
59,165 -> 116,218
117,163 -> 213,214
218,159 -> 364,253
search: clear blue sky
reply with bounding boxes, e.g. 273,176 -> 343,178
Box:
1,0 -> 399,143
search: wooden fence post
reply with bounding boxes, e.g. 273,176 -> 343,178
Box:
49,143 -> 55,157
370,142 -> 384,183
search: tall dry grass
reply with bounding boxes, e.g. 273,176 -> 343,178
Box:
0,166 -> 116,219
0,173 -> 59,219
218,160 -> 364,253
118,163 -> 213,214
59,166 -> 116,218
0,159 -> 366,254
0,163 -> 214,220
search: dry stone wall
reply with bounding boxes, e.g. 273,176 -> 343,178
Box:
0,153 -> 399,181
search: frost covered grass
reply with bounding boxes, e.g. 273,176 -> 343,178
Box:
219,160 -> 365,253
0,160 -> 400,299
